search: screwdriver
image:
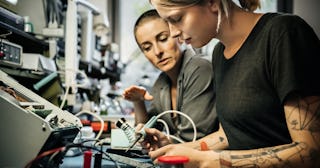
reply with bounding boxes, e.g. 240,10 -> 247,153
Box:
125,116 -> 158,152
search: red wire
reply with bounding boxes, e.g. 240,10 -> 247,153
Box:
24,146 -> 65,168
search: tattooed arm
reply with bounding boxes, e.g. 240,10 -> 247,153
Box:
148,95 -> 320,168
217,95 -> 320,168
179,123 -> 229,150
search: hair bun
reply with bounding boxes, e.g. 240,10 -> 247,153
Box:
239,0 -> 261,11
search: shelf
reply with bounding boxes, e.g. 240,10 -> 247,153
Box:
0,20 -> 49,54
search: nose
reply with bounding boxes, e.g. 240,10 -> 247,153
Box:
168,23 -> 181,39
153,44 -> 163,58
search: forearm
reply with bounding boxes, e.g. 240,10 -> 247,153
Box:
133,101 -> 148,124
217,142 -> 318,168
181,124 -> 228,150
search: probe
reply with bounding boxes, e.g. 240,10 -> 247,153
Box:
125,116 -> 157,152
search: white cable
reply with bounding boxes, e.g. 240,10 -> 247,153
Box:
156,110 -> 197,142
75,110 -> 104,140
157,118 -> 186,143
57,69 -> 90,109
59,85 -> 70,109
156,118 -> 171,140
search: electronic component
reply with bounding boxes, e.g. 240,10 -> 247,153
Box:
20,53 -> 57,72
0,39 -> 22,67
0,70 -> 82,167
116,117 -> 136,143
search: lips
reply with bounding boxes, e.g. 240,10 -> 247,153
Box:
158,57 -> 170,65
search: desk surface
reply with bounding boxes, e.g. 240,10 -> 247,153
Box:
61,151 -> 155,168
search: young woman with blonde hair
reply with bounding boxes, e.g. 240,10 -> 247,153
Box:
137,0 -> 320,167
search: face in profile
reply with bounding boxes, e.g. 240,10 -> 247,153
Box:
151,0 -> 217,48
135,18 -> 182,73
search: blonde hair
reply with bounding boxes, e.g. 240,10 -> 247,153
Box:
150,0 -> 260,14
150,0 -> 261,32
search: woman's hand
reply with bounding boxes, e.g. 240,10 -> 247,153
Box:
149,144 -> 220,168
135,125 -> 171,152
122,85 -> 153,102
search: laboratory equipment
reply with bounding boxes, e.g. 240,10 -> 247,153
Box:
116,117 -> 136,143
0,70 -> 82,167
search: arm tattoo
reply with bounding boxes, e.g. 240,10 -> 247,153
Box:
217,96 -> 320,168
286,96 -> 320,132
219,143 -> 305,168
208,136 -> 225,149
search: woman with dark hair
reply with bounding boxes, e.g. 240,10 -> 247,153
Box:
123,9 -> 218,142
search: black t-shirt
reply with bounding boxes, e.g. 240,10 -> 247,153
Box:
212,13 -> 320,150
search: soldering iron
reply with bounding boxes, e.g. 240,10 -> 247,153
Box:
125,115 -> 158,152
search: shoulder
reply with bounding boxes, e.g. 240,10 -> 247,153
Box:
184,49 -> 212,68
189,55 -> 212,66
184,55 -> 213,76
266,13 -> 305,24
261,13 -> 314,36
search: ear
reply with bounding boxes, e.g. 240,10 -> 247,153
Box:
208,0 -> 220,13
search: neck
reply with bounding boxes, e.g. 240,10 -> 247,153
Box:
167,53 -> 184,86
216,4 -> 262,58
167,66 -> 180,86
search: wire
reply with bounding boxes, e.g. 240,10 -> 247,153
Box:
156,110 -> 197,142
0,31 -> 12,38
156,118 -> 171,140
25,146 -> 65,168
157,118 -> 185,143
48,149 -> 61,164
59,85 -> 70,109
121,110 -> 195,146
57,69 -> 90,109
64,142 -> 121,168
76,110 -> 104,140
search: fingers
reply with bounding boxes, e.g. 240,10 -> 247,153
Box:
148,145 -> 171,160
137,127 -> 169,151
145,127 -> 162,135
144,91 -> 154,100
122,85 -> 149,101
145,128 -> 168,142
